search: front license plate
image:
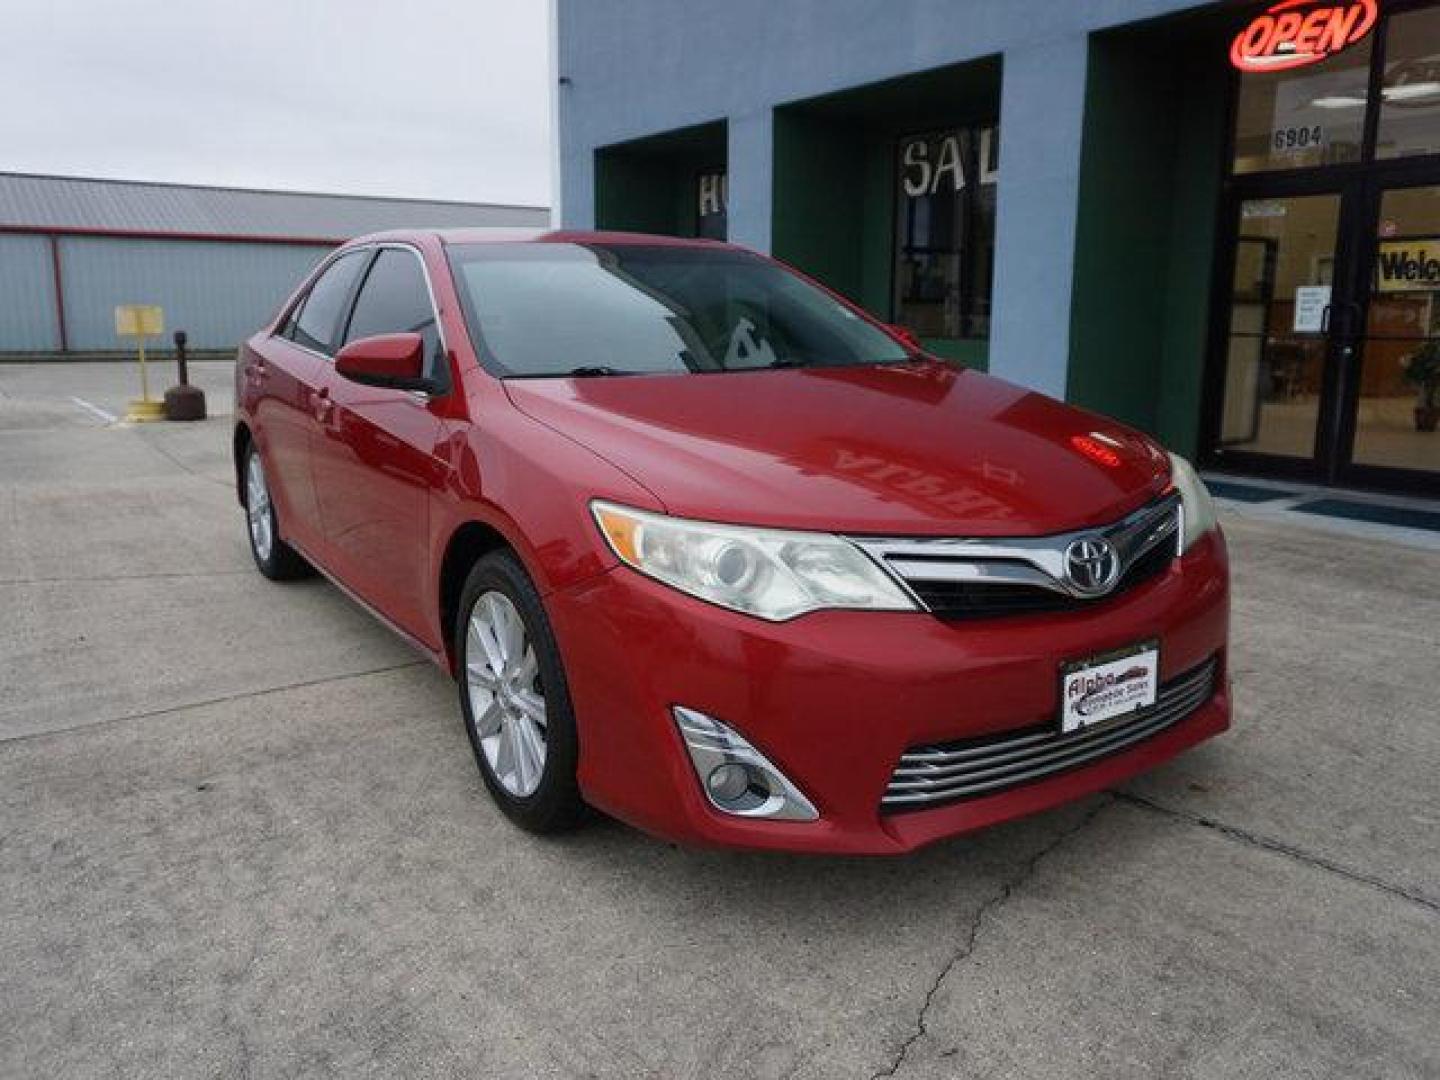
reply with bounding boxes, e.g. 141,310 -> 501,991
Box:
1059,642 -> 1159,734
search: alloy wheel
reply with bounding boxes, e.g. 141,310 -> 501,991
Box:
466,590 -> 549,797
246,451 -> 274,563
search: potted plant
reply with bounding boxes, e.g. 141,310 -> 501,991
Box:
1403,342 -> 1440,432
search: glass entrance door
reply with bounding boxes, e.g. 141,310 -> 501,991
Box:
1346,181 -> 1440,483
1214,193 -> 1345,469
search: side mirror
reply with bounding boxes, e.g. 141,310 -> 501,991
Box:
887,324 -> 921,350
334,332 -> 434,392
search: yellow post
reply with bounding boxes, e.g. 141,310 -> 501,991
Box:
137,332 -> 150,400
119,304 -> 166,422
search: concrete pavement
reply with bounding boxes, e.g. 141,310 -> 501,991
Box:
0,363 -> 1436,1079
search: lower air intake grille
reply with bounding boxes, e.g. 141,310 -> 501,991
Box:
881,658 -> 1218,813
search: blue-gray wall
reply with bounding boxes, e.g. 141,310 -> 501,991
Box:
0,235 -> 330,353
557,0 -> 1212,397
54,237 -> 327,352
0,234 -> 61,351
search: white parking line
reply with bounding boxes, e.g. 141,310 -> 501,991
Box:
69,396 -> 118,425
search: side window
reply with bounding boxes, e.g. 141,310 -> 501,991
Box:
343,249 -> 444,380
289,251 -> 367,355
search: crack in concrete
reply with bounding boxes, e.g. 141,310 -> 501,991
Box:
133,426 -> 234,490
0,660 -> 430,748
1113,790 -> 1440,915
868,796 -> 1115,1080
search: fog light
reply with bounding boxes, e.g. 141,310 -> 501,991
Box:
706,762 -> 753,803
672,707 -> 818,822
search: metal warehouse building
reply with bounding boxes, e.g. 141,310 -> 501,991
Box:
557,0 -> 1440,496
0,172 -> 548,355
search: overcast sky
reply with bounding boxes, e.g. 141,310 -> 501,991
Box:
0,0 -> 552,208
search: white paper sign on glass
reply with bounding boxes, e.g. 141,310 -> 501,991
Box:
1293,285 -> 1332,333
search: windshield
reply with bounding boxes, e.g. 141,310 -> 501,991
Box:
446,243 -> 910,377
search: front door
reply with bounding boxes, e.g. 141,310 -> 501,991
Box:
1344,177 -> 1440,486
1211,187 -> 1354,479
1212,177 -> 1440,490
310,246 -> 448,646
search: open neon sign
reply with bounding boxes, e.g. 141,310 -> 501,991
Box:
1230,0 -> 1379,73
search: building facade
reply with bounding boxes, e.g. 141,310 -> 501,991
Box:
557,0 -> 1440,495
0,173 -> 548,355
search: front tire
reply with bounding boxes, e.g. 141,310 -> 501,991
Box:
456,550 -> 584,834
243,444 -> 312,581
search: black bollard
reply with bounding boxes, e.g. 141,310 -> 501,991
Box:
164,329 -> 207,421
175,329 -> 190,385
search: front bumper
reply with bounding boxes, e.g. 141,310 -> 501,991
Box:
547,529 -> 1230,854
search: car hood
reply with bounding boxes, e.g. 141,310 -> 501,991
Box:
503,361 -> 1172,536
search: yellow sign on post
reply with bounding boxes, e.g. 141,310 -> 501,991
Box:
116,304 -> 166,422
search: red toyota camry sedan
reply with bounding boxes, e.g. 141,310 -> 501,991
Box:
234,229 -> 1229,854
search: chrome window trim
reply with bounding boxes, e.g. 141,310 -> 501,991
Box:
849,491 -> 1182,605
356,241 -> 452,360
271,246 -> 370,357
351,242 -> 451,401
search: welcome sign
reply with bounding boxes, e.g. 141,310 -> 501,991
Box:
1377,240 -> 1440,293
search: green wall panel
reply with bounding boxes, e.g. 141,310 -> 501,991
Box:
595,122 -> 726,237
1068,18 -> 1229,457
595,152 -> 683,234
772,112 -> 869,301
923,338 -> 989,371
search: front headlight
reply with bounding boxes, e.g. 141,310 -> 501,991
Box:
591,501 -> 917,621
1168,453 -> 1218,553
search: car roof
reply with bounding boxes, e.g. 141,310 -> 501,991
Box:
349,227 -> 736,250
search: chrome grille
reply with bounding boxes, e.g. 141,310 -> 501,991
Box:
881,658 -> 1217,813
852,492 -> 1181,620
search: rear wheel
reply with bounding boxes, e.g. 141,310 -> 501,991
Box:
457,551 -> 583,833
243,445 -> 311,580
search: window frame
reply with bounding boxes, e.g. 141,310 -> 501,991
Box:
276,241 -> 451,395
277,248 -> 370,359
338,243 -> 452,393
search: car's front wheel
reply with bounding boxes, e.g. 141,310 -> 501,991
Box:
456,551 -> 583,833
243,444 -> 311,580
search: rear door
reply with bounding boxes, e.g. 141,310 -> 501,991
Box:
310,245 -> 448,643
249,249 -> 368,554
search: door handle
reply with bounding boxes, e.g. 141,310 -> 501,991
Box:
312,386 -> 333,422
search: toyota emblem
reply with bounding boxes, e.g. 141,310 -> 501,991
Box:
1064,536 -> 1120,596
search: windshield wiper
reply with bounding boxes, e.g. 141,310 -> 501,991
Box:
565,365 -> 633,377
765,358 -> 812,369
